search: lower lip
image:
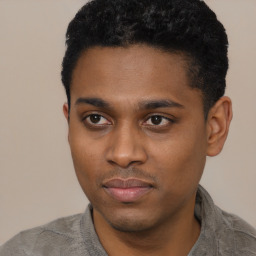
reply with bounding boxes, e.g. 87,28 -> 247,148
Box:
104,187 -> 152,202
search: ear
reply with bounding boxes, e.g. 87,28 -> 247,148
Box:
206,96 -> 233,156
63,103 -> 70,143
63,103 -> 69,122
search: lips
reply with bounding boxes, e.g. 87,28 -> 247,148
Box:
103,178 -> 153,203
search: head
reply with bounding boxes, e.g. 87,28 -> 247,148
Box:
62,0 -> 229,116
61,0 -> 232,234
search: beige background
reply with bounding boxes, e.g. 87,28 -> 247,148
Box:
0,0 -> 255,245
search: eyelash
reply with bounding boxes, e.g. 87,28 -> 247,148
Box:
143,115 -> 174,127
82,113 -> 175,130
83,114 -> 111,127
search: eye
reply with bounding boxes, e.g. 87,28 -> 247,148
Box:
144,115 -> 173,126
84,114 -> 111,126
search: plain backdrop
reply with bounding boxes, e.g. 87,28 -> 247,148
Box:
0,0 -> 255,245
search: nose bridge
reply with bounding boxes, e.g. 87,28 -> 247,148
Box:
106,121 -> 147,168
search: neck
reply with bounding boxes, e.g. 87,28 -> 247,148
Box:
93,196 -> 201,256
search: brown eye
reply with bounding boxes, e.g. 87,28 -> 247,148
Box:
150,116 -> 163,125
144,115 -> 173,126
84,114 -> 111,126
90,114 -> 102,124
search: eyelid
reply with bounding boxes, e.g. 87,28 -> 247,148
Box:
81,112 -> 176,129
82,113 -> 112,126
142,114 -> 175,126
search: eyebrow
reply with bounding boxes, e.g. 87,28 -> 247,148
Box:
138,99 -> 184,110
75,97 -> 184,110
75,97 -> 110,108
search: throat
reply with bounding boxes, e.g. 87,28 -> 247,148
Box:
93,208 -> 201,256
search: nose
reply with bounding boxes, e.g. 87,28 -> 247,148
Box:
105,124 -> 148,168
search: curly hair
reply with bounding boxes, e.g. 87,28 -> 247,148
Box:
61,0 -> 228,115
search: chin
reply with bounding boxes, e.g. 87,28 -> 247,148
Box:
107,217 -> 154,233
101,207 -> 160,233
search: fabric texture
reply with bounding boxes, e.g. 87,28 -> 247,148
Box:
1,185 -> 256,256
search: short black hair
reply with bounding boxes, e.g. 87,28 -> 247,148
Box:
61,0 -> 228,115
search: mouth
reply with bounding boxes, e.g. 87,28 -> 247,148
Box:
102,178 -> 153,203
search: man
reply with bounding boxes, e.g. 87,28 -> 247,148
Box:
1,0 -> 255,255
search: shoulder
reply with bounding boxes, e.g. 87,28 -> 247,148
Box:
196,186 -> 256,255
217,207 -> 256,255
0,213 -> 84,256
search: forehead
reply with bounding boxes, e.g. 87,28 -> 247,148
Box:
70,45 -> 203,110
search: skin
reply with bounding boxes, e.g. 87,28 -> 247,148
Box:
63,45 -> 232,255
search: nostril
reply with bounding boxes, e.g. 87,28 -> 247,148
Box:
107,156 -> 146,169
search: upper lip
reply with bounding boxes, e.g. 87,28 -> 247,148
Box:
103,178 -> 153,188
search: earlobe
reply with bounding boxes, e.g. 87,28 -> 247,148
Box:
206,96 -> 233,156
63,103 -> 69,122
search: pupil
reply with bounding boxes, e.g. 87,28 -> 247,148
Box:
151,116 -> 162,125
90,115 -> 101,123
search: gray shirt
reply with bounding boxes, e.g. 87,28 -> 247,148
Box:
1,185 -> 256,255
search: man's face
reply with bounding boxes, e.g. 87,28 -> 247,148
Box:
66,45 -> 208,232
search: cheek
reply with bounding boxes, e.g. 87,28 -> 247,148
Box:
149,125 -> 207,195
69,133 -> 103,191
